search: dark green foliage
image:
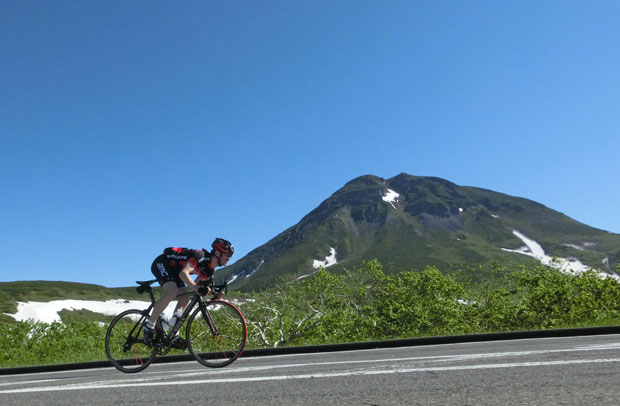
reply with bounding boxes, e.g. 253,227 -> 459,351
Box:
239,260 -> 620,348
0,321 -> 108,367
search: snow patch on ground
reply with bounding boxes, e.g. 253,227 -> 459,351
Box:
312,247 -> 338,269
382,189 -> 399,209
501,230 -> 617,280
6,299 -> 178,324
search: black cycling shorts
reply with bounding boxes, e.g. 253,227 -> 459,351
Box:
151,254 -> 185,287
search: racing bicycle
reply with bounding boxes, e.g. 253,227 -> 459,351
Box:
105,279 -> 247,373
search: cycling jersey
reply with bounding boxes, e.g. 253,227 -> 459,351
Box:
151,247 -> 214,287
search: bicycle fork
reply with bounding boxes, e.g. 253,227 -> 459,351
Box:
199,301 -> 219,336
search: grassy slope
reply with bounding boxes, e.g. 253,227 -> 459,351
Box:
0,281 -> 158,324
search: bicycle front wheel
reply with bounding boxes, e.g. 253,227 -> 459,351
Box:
105,309 -> 157,373
186,300 -> 247,368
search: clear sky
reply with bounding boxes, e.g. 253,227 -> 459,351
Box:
2,1 -> 619,287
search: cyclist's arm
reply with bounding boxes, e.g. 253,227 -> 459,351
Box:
194,273 -> 210,282
179,263 -> 200,293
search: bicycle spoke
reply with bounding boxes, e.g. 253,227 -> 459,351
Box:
105,309 -> 157,373
186,300 -> 247,368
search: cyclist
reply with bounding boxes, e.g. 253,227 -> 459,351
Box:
142,238 -> 234,348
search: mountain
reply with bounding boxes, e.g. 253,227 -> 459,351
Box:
218,173 -> 620,291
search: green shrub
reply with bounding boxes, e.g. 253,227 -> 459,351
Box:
0,321 -> 107,367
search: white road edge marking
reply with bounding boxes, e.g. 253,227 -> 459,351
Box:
0,379 -> 60,387
2,358 -> 620,394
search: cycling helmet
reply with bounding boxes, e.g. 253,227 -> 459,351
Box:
212,238 -> 234,256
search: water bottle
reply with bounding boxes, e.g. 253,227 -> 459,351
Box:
169,315 -> 178,331
160,315 -> 170,332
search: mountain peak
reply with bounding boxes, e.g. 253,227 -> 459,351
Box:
219,174 -> 620,290
338,174 -> 385,192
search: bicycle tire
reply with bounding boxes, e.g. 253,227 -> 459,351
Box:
105,309 -> 157,373
186,300 -> 247,368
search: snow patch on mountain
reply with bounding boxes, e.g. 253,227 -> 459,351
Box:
295,271 -> 318,281
564,243 -> 586,251
297,249 -> 338,281
382,189 -> 399,209
245,259 -> 265,278
501,230 -> 617,279
228,274 -> 239,284
313,247 -> 338,269
563,242 -> 597,252
227,259 -> 264,284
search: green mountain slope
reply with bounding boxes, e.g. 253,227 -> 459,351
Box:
218,173 -> 620,290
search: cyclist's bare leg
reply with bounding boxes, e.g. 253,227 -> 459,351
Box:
173,287 -> 190,314
148,281 -> 180,325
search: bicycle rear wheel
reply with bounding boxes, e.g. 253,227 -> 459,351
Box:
186,300 -> 247,368
105,309 -> 157,373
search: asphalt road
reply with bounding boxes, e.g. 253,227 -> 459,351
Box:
2,334 -> 620,405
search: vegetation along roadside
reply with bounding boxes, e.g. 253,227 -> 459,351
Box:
2,259 -> 620,368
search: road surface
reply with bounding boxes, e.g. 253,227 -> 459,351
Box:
2,334 -> 620,405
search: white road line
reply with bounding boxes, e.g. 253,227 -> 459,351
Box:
2,357 -> 620,394
0,379 -> 60,387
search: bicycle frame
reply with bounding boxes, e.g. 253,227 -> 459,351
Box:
166,293 -> 212,339
138,282 -> 225,349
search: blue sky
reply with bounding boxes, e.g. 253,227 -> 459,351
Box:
2,1 -> 619,287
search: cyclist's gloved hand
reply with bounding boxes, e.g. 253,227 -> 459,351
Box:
197,285 -> 210,296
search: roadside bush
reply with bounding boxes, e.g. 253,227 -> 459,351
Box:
0,321 -> 107,367
241,260 -> 620,347
512,267 -> 620,329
